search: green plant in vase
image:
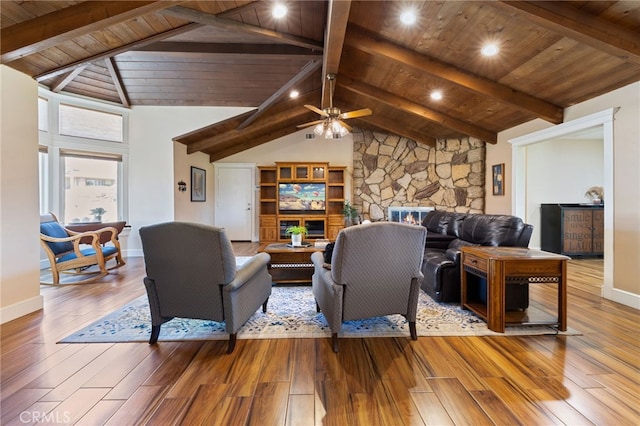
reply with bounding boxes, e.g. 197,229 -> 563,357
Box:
285,225 -> 308,247
89,207 -> 107,222
342,200 -> 358,226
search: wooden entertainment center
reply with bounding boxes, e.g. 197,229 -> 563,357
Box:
258,162 -> 346,242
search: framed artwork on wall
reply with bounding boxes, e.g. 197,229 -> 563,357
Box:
191,167 -> 206,202
492,163 -> 504,196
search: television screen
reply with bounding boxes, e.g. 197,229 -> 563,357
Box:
279,183 -> 326,211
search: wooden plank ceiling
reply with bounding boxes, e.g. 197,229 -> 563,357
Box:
2,1 -> 639,161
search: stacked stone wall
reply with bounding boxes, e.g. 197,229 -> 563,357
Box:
351,128 -> 485,221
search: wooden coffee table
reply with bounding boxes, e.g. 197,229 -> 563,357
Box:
258,242 -> 326,284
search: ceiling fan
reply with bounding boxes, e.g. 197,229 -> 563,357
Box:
297,74 -> 372,138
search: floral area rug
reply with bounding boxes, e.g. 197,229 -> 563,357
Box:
59,285 -> 577,343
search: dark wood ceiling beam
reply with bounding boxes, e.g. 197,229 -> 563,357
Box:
208,123 -> 312,162
191,105 -> 314,155
161,6 -> 324,52
237,60 -> 322,130
498,1 -> 640,65
175,110 -> 256,144
132,42 -> 322,60
321,0 -> 351,108
337,77 -> 497,143
104,58 -> 130,108
1,1 -> 168,63
185,91 -> 320,154
346,26 -> 564,124
35,23 -> 203,82
355,115 -> 436,147
51,66 -> 87,93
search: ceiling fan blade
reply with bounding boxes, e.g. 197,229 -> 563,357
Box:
339,108 -> 372,119
297,119 -> 325,129
338,120 -> 352,131
304,104 -> 328,117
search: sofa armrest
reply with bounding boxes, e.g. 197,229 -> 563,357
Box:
425,234 -> 457,249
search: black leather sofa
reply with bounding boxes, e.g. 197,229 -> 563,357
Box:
421,210 -> 533,307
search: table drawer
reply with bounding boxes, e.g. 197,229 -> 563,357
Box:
463,253 -> 487,271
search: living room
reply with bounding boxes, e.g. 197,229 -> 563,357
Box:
2,1 -> 640,423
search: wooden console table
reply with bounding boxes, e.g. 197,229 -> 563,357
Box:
258,242 -> 326,284
461,246 -> 569,333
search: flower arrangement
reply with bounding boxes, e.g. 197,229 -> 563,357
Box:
584,186 -> 604,203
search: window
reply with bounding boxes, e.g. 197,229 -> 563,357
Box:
39,147 -> 49,215
38,98 -> 48,132
59,103 -> 123,142
61,152 -> 121,223
38,89 -> 128,223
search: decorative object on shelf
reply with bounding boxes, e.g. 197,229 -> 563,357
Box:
285,225 -> 308,247
190,167 -> 206,202
296,74 -> 372,139
585,186 -> 604,204
177,180 -> 187,192
492,163 -> 504,196
342,200 -> 359,226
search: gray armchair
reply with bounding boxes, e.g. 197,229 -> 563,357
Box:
311,222 -> 427,352
139,222 -> 272,353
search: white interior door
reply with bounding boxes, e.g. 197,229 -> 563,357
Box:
215,164 -> 254,241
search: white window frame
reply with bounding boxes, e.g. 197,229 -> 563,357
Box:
38,88 -> 130,222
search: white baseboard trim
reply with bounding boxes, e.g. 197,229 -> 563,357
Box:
124,249 -> 143,258
0,295 -> 44,324
607,288 -> 640,310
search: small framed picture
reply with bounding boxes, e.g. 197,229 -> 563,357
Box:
492,163 -> 504,196
191,167 -> 206,202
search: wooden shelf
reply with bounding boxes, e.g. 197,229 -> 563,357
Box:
258,163 -> 346,242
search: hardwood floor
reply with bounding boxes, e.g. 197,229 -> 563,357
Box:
2,246 -> 638,425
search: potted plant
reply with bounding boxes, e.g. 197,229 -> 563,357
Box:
342,200 -> 359,227
89,207 -> 106,222
285,225 -> 308,247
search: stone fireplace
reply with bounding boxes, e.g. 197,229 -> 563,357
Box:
351,128 -> 486,221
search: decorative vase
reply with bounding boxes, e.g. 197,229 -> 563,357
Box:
291,233 -> 303,247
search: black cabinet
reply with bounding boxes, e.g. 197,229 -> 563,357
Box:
540,204 -> 604,257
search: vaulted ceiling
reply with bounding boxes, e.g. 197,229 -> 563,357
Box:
2,1 -> 639,161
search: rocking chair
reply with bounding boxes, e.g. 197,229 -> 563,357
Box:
39,213 -> 125,285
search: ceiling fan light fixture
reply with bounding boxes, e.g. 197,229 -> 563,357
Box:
313,119 -> 348,139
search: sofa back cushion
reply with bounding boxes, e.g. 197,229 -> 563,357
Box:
459,215 -> 526,246
421,210 -> 450,234
40,221 -> 74,255
446,213 -> 467,237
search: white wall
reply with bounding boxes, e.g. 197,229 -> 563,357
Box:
173,142 -> 217,223
526,138 -> 603,248
0,66 -> 43,323
127,106 -> 251,257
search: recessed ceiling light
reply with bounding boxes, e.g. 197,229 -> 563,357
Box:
289,90 -> 299,99
400,9 -> 417,26
481,44 -> 499,57
272,4 -> 287,19
430,91 -> 443,101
